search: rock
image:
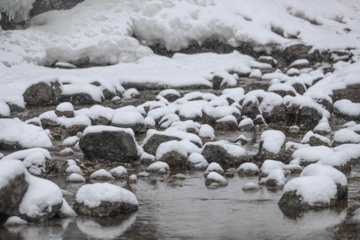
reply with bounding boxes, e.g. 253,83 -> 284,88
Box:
186,153 -> 209,170
142,133 -> 181,156
237,163 -> 259,176
79,126 -> 138,163
158,151 -> 188,168
66,125 -> 88,136
259,169 -> 286,187
205,172 -> 228,186
61,93 -> 101,105
238,118 -> 254,131
146,161 -> 170,173
278,176 -> 347,213
242,182 -> 260,191
23,81 -> 62,107
256,130 -> 286,161
215,115 -> 238,132
0,170 -> 28,223
202,141 -> 247,167
55,102 -> 74,118
241,98 -> 261,119
263,104 -> 286,124
212,76 -> 223,90
73,183 -> 138,217
283,44 -> 322,64
332,83 -> 360,103
291,82 -> 306,95
30,0 -> 84,18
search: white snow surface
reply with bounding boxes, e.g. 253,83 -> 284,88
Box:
83,125 -> 135,137
283,176 -> 338,205
4,216 -> 28,226
156,140 -> 201,160
90,169 -> 114,180
206,172 -> 228,186
206,162 -> 224,173
261,130 -> 286,154
109,166 -> 128,176
187,153 -> 209,170
301,131 -> 330,145
334,129 -> 360,144
0,159 -> 27,189
203,141 -> 246,157
334,100 -> 360,117
0,101 -> 10,117
0,118 -> 53,148
56,102 -> 74,112
237,163 -> 259,173
68,173 -> 86,182
146,161 -> 170,172
76,183 -> 138,208
301,164 -> 347,186
292,146 -> 335,164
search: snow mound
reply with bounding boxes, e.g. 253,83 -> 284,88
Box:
261,130 -> 286,154
301,164 -> 347,186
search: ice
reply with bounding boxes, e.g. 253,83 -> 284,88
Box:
76,183 -> 138,208
261,130 -> 286,154
283,176 -> 337,205
0,118 -> 53,148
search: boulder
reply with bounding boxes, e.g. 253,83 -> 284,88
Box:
283,44 -> 322,64
237,162 -> 259,177
73,183 -> 138,217
332,83 -> 360,103
241,99 -> 261,119
143,134 -> 181,156
256,130 -> 286,161
61,93 -> 101,105
30,0 -> 84,18
79,126 -> 138,162
202,141 -> 247,167
23,81 -> 62,107
158,151 -> 188,168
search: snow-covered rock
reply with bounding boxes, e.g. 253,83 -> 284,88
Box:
237,163 -> 259,177
146,161 -> 170,174
257,130 -> 286,161
301,131 -> 330,147
109,166 -> 128,177
187,153 -> 209,170
0,118 -> 53,150
79,126 -> 139,163
332,128 -> 360,147
205,172 -> 228,187
73,183 -> 138,217
90,169 -> 114,181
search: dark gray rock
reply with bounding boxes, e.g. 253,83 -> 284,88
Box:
143,134 -> 181,156
0,174 -> 29,223
30,0 -> 85,18
241,100 -> 261,119
73,201 -> 138,218
61,93 -> 101,105
23,81 -> 62,107
79,130 -> 138,162
215,120 -> 238,132
283,44 -> 322,64
263,104 -> 286,124
158,151 -> 188,168
332,83 -> 360,103
202,143 -> 248,167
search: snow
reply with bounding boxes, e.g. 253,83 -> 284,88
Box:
237,163 -> 259,173
2,148 -> 51,161
68,173 -> 86,183
198,124 -> 215,140
206,172 -> 228,186
0,101 -> 11,117
268,83 -> 296,94
259,169 -> 286,187
76,183 -> 138,208
216,115 -> 237,124
0,118 -> 53,148
109,166 -> 128,177
63,136 -> 79,147
90,169 -> 114,180
203,141 -> 247,157
62,84 -> 104,103
290,59 -> 309,68
313,121 -> 331,133
334,144 -> 360,160
187,153 -> 209,170
249,69 -> 262,78
158,89 -> 181,98
66,165 -> 83,175
242,182 -> 260,191
147,161 -> 170,173
301,164 -> 347,186
112,109 -> 144,126
19,175 -> 63,218
333,129 -> 360,144
4,216 -> 28,226
260,160 -> 285,176
261,130 -> 286,154
283,176 -> 338,205
206,162 -> 224,173
301,131 -> 330,145
83,125 -> 135,138
56,102 -> 74,112
318,151 -> 350,167
123,88 -> 139,100
59,198 -> 78,217
0,159 -> 28,189
143,128 -> 202,148
156,140 -> 201,160
334,100 -> 360,117
292,146 -> 334,164
55,62 -> 77,69
22,151 -> 46,175
238,118 -> 254,128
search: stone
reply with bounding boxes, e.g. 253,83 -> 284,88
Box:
214,120 -> 238,132
263,104 -> 287,124
291,82 -> 306,95
79,129 -> 138,162
61,93 -> 101,105
283,44 -> 322,64
66,125 -> 88,136
143,134 -> 181,156
212,76 -> 223,90
157,151 -> 188,168
30,0 -> 84,18
202,142 -> 248,167
0,174 -> 29,223
332,84 -> 360,103
23,81 -> 62,107
241,100 -> 261,119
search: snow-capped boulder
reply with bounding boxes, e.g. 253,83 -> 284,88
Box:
142,128 -> 202,156
259,169 -> 286,187
187,153 -> 209,170
68,173 -> 86,183
237,163 -> 259,177
334,99 -> 360,120
278,176 -> 346,212
55,102 -> 74,118
79,126 -> 138,163
205,172 -> 228,187
313,121 -> 331,135
292,146 -> 334,166
0,160 -> 29,223
301,131 -> 330,147
241,96 -> 261,119
202,141 -> 247,167
242,182 -> 260,191
205,162 -> 224,174
146,161 -> 170,174
317,151 -> 351,174
90,169 -> 114,181
156,140 -> 200,168
109,166 -> 128,177
332,128 -> 360,147
257,130 -> 286,161
238,118 -> 254,131
111,110 -> 145,133
198,124 -> 215,143
332,83 -> 360,104
0,118 -> 53,150
23,81 -> 62,107
61,84 -> 103,105
73,183 -> 138,217
215,115 -> 238,132
158,89 -> 181,102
